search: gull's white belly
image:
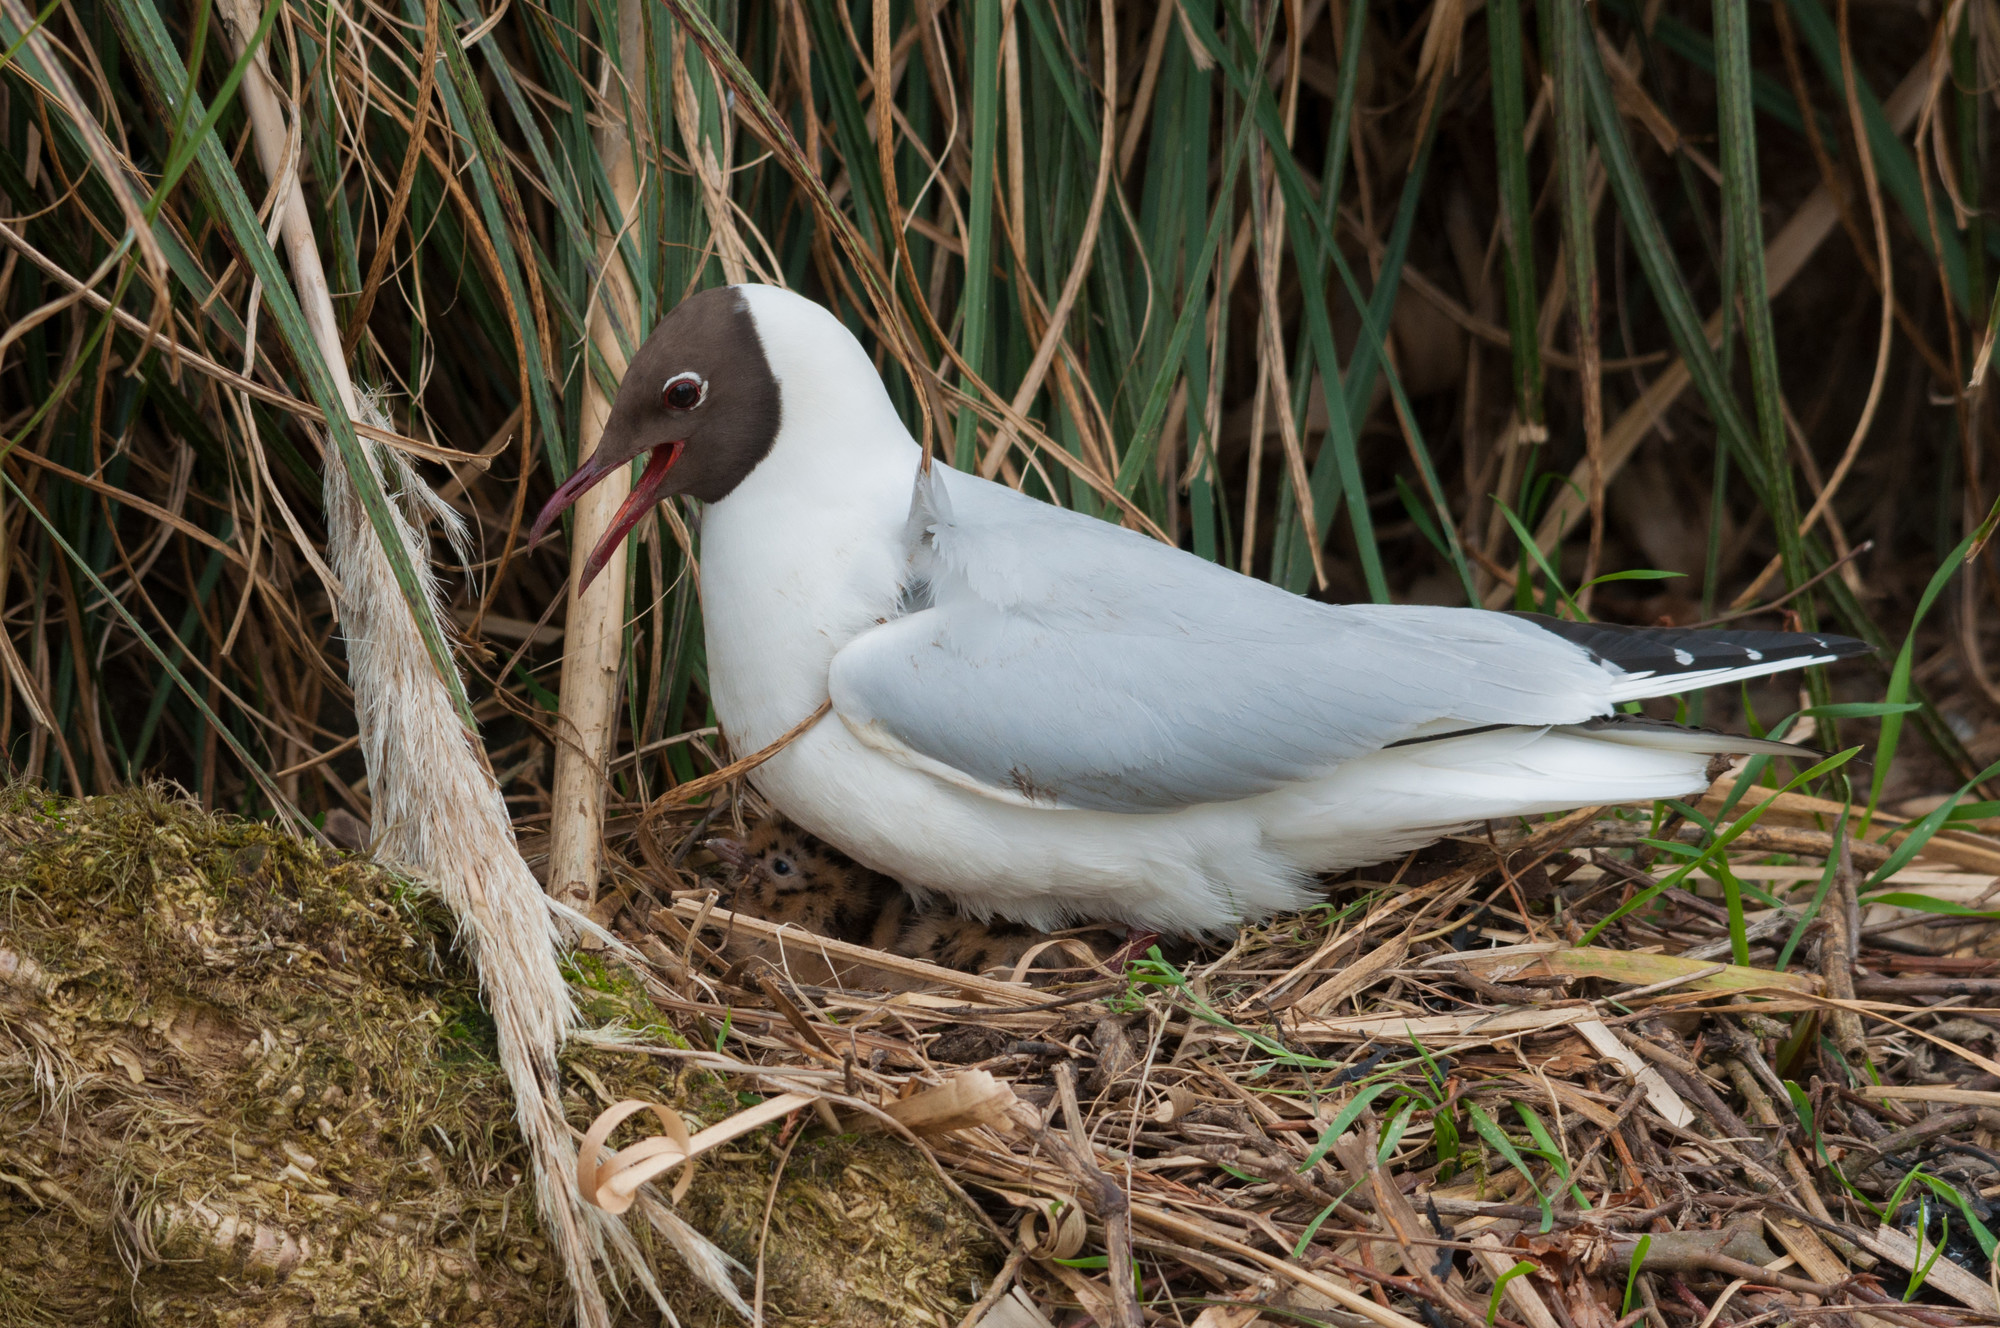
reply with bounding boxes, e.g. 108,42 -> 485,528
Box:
739,718 -> 1311,934
732,712 -> 1711,934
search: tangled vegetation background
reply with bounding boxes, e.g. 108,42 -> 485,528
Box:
4,0 -> 2000,1324
0,0 -> 1993,829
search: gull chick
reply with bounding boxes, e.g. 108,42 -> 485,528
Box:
707,816 -> 909,956
532,285 -> 1868,935
708,816 -> 1071,978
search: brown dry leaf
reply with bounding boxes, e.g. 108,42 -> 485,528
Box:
861,1069 -> 1020,1137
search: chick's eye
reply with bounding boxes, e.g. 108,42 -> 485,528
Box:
769,857 -> 793,877
662,372 -> 706,410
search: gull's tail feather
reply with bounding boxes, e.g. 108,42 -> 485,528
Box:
1557,713 -> 1825,760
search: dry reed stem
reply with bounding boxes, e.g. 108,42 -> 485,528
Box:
546,0 -> 647,921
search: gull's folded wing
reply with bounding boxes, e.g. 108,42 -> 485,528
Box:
828,473 -> 1627,812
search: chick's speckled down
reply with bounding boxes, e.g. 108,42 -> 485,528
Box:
715,818 -> 908,951
709,818 -> 1078,978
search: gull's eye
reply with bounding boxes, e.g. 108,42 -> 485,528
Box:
662,371 -> 706,410
769,856 -> 794,877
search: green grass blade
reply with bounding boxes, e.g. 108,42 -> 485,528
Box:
1716,0 -> 1814,633
428,0 -> 568,468
1467,1102 -> 1552,1231
1489,1261 -> 1537,1325
1581,745 -> 1864,943
1869,495 -> 2000,816
1571,16 -> 1768,503
1487,0 -> 1542,427
1623,1236 -> 1651,1316
1864,756 -> 2000,889
953,0 -> 1002,470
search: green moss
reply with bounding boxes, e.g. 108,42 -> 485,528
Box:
0,784 -> 995,1326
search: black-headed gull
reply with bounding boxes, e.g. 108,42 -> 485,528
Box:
531,284 -> 1867,934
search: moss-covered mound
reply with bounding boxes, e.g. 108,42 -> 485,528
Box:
0,784 -> 993,1326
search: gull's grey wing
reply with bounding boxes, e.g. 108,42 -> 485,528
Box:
827,471 -> 1621,812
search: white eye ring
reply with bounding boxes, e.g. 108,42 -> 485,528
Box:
662,371 -> 708,409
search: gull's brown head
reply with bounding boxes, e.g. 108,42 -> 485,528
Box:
529,285 -> 781,589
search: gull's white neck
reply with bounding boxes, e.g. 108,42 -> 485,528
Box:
696,293 -> 922,749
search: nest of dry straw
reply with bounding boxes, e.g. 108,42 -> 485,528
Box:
600,770 -> 2000,1328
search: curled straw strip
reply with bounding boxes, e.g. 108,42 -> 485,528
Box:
580,1093 -> 813,1215
579,1071 -> 1020,1215
1017,1198 -> 1089,1260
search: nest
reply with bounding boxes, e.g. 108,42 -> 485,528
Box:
608,777 -> 2000,1328
0,784 -> 993,1326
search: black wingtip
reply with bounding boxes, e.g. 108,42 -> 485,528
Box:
1512,612 -> 1871,677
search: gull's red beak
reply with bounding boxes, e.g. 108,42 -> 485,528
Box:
528,440 -> 685,593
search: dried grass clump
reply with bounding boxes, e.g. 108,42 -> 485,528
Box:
0,783 -> 995,1326
618,783 -> 2000,1327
